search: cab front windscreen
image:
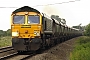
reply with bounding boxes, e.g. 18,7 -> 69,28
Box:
13,15 -> 25,24
13,15 -> 40,24
28,15 -> 40,24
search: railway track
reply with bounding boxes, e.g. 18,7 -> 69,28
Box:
0,46 -> 39,60
0,46 -> 14,53
0,52 -> 18,60
0,46 -> 48,60
0,52 -> 36,60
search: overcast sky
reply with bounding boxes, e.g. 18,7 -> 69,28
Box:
0,0 -> 90,31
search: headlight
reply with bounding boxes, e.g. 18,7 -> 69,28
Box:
12,26 -> 14,28
34,31 -> 40,36
12,32 -> 19,36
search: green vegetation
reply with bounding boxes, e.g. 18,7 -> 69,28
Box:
0,36 -> 12,47
0,29 -> 11,47
51,15 -> 66,24
0,29 -> 11,37
84,23 -> 90,36
70,36 -> 90,60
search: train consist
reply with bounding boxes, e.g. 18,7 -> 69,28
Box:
11,6 -> 82,52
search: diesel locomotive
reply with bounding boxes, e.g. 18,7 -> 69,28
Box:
11,6 -> 82,52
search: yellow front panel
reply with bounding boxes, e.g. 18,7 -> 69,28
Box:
11,12 -> 42,38
12,24 -> 41,38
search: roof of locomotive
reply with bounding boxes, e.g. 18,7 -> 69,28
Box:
12,6 -> 40,14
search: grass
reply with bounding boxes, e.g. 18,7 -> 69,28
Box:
70,36 -> 90,60
0,36 -> 12,47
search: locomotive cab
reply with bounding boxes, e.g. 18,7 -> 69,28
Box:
11,6 -> 42,51
12,12 -> 41,38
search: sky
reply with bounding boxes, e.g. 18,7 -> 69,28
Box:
0,0 -> 90,31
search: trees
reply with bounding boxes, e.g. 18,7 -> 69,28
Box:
6,29 -> 11,36
0,30 -> 5,37
51,15 -> 61,22
51,15 -> 66,24
84,23 -> 90,36
0,29 -> 11,37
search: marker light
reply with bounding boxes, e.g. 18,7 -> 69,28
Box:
12,32 -> 19,36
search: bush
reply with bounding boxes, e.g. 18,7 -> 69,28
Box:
0,29 -> 11,37
0,36 -> 12,47
84,23 -> 90,36
70,36 -> 90,60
